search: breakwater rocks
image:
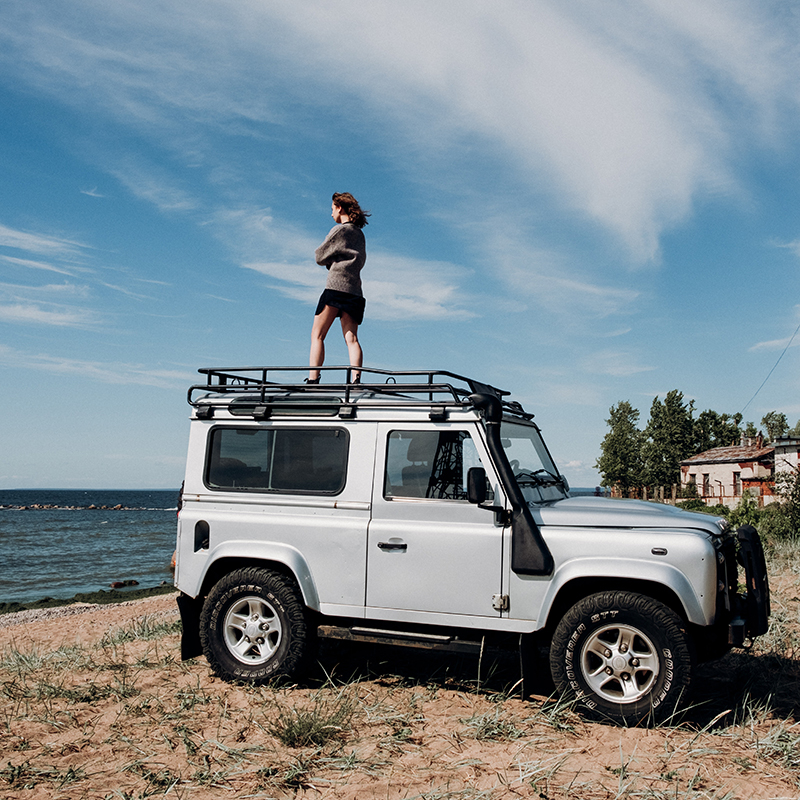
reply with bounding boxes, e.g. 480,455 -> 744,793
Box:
2,503 -> 143,510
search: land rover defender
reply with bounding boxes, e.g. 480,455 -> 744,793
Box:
174,366 -> 770,723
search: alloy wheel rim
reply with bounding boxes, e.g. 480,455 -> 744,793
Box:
223,595 -> 283,665
580,623 -> 660,703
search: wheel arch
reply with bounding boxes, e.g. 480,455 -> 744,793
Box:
540,576 -> 689,639
197,544 -> 320,611
199,564 -> 311,683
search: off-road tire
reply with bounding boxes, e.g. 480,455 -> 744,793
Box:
550,591 -> 693,725
200,567 -> 308,684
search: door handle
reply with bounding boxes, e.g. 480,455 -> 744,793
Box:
378,541 -> 407,551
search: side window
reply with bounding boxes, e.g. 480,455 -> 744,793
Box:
206,427 -> 348,494
384,430 -> 491,500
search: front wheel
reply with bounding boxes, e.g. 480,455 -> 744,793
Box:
550,591 -> 693,725
200,567 -> 308,683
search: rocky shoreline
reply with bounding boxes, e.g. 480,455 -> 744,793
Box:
0,583 -> 177,617
0,503 -> 168,510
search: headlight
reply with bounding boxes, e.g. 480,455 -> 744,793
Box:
715,517 -> 730,535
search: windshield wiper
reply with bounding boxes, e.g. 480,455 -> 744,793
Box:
514,468 -> 561,487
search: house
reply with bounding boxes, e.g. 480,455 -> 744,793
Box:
773,436 -> 800,478
680,435 -> 774,508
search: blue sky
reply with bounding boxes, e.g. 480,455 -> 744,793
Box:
1,0 -> 799,489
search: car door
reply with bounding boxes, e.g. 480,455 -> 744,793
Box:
366,423 -> 506,617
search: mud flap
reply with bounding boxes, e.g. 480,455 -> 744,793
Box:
737,525 -> 770,638
176,592 -> 204,660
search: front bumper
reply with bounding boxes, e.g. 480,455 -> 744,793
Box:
728,524 -> 771,646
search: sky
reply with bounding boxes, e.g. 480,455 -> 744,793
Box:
1,0 -> 800,490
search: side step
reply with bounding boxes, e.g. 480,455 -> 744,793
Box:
317,625 -> 484,654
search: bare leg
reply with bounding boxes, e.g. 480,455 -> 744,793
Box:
309,305 -> 339,380
340,312 -> 363,381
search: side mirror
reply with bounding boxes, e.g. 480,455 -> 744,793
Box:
467,467 -> 487,505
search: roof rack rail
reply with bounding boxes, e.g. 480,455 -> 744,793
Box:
187,365 -> 534,420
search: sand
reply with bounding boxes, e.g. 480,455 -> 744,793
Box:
0,585 -> 798,799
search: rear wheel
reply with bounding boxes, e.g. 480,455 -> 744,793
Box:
200,567 -> 308,683
550,591 -> 693,724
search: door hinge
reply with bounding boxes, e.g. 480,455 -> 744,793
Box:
492,594 -> 509,611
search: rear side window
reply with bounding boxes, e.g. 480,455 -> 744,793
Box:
206,427 -> 349,494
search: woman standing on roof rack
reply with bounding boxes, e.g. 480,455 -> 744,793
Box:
308,192 -> 369,384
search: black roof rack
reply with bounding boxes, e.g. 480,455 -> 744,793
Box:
187,365 -> 533,420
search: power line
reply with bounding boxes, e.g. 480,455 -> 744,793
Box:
740,317 -> 800,415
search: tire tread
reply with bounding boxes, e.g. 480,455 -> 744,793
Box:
200,567 -> 308,684
550,591 -> 693,724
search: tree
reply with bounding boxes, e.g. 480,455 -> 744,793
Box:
641,390 -> 694,487
773,467 -> 800,539
789,419 -> 800,438
595,401 -> 643,490
692,409 -> 742,453
742,421 -> 759,439
761,411 -> 789,442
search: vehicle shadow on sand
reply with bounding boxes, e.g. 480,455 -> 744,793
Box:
307,639 -> 800,728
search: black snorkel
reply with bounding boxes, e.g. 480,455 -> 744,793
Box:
470,393 -> 554,576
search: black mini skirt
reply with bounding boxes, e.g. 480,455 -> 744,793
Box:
315,289 -> 366,326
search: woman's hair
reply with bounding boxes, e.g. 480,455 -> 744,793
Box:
333,192 -> 370,229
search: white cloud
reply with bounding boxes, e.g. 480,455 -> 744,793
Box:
0,303 -> 93,327
363,254 -> 476,321
97,281 -> 156,301
0,254 -> 79,276
0,280 -> 88,296
582,350 -> 656,377
108,159 -> 197,212
599,327 -> 633,338
749,337 -> 793,352
749,305 -> 800,351
0,344 -> 192,388
0,223 -> 90,258
266,1 -> 795,259
222,203 -> 474,321
0,235 -> 164,326
244,252 -> 475,321
481,228 -> 641,319
773,240 -> 800,258
243,260 -> 320,293
0,278 -> 98,327
3,1 -> 797,265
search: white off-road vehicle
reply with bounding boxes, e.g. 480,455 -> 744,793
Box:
174,366 -> 770,724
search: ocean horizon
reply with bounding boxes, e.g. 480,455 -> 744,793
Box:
0,489 -> 178,606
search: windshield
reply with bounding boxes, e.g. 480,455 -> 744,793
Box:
500,420 -> 567,504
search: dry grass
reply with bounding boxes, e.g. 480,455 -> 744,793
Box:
0,545 -> 799,799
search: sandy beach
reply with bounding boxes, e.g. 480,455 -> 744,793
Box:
1,563 -> 799,799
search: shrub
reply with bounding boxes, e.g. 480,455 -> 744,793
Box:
758,503 -> 795,541
676,498 -> 728,516
676,498 -> 709,513
267,687 -> 357,748
728,492 -> 761,529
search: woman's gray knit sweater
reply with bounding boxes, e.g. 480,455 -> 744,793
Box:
315,223 -> 366,296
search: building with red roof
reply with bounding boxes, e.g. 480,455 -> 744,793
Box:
680,435 -> 775,508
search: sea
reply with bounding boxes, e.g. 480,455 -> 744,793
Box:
0,486 -> 607,606
0,489 -> 179,605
